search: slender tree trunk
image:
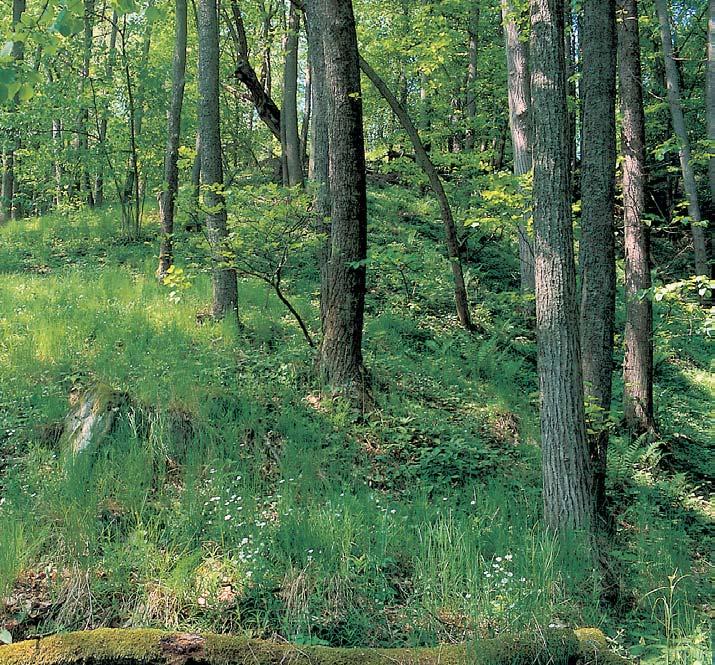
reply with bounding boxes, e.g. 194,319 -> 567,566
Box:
708,0 -> 715,211
530,0 -> 594,533
579,0 -> 617,520
0,0 -> 26,223
301,64 -> 311,169
464,3 -> 480,151
122,3 -> 154,233
190,131 -> 202,216
78,0 -> 95,207
197,0 -> 239,320
501,0 -> 535,294
318,0 -> 368,397
282,1 -> 304,187
95,11 -> 118,207
360,57 -> 473,331
52,118 -> 64,205
619,0 -> 654,435
157,0 -> 188,280
655,0 -> 709,277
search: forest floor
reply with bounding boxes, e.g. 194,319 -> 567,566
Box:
0,176 -> 712,664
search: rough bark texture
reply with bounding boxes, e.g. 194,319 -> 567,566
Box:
655,0 -> 709,277
305,0 -> 332,328
359,57 -> 473,331
530,0 -> 594,533
619,0 -> 654,435
0,627 -> 626,665
0,0 -> 26,223
579,0 -> 617,519
708,0 -> 715,210
464,3 -> 480,151
197,0 -> 239,320
501,0 -> 535,294
318,0 -> 368,397
282,1 -> 304,187
157,0 -> 188,280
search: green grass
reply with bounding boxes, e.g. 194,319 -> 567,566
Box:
0,190 -> 711,663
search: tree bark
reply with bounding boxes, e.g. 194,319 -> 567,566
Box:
359,56 -> 473,331
464,3 -> 480,151
230,2 -> 282,143
708,0 -> 715,210
78,0 -> 95,207
501,0 -> 535,294
157,0 -> 188,280
282,1 -> 304,187
654,0 -> 709,277
317,0 -> 368,398
619,0 -> 654,435
197,0 -> 239,320
0,0 -> 26,223
530,0 -> 594,533
94,11 -> 118,207
579,0 -> 617,519
305,0 -> 331,327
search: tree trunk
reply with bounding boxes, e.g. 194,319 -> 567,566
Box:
530,0 -> 594,533
197,0 -> 239,321
157,0 -> 188,280
501,0 -> 535,294
229,2 -> 282,143
464,3 -> 480,151
318,0 -> 368,398
282,1 -> 304,187
708,0 -> 715,212
0,0 -> 26,223
359,56 -> 473,331
95,11 -> 118,207
619,0 -> 654,435
122,4 -> 154,235
305,0 -> 331,328
655,0 -> 709,277
579,0 -> 617,519
190,131 -> 202,225
78,0 -> 95,207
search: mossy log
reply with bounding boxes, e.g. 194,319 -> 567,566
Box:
0,627 -> 625,664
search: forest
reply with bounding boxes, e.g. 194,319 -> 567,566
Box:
0,0 -> 712,663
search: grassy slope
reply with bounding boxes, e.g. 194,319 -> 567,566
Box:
0,183 -> 711,663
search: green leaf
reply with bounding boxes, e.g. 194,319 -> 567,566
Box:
0,629 -> 12,645
17,82 -> 34,102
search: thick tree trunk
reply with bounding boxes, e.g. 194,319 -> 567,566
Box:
464,3 -> 480,151
305,0 -> 331,327
359,57 -> 473,331
94,11 -> 118,207
197,0 -> 239,321
157,0 -> 188,280
579,0 -> 617,519
0,0 -> 26,223
530,0 -> 594,533
655,0 -> 709,277
282,1 -> 304,187
619,0 -> 654,435
318,0 -> 368,398
501,0 -> 535,294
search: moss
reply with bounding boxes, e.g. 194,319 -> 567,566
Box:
0,628 -> 626,665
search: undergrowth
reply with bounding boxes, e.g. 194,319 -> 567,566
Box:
0,182 -> 711,663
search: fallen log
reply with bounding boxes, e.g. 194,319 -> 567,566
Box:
0,627 -> 624,664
